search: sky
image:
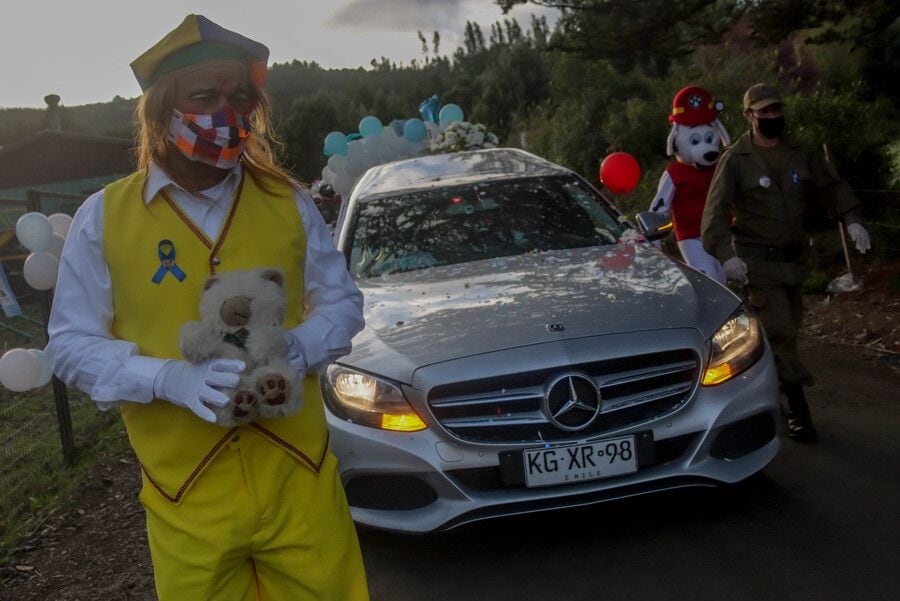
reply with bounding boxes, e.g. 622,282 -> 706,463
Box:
0,0 -> 557,109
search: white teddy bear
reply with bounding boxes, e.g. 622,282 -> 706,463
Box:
179,268 -> 303,426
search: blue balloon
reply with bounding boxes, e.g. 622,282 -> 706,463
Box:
438,103 -> 464,126
419,95 -> 440,123
359,115 -> 383,138
323,131 -> 347,156
403,118 -> 427,143
389,119 -> 407,137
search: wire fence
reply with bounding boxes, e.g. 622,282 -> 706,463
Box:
0,194 -> 115,551
858,189 -> 900,259
803,189 -> 900,282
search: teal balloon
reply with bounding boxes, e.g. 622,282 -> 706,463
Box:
324,131 -> 347,156
438,104 -> 464,126
359,115 -> 383,138
403,118 -> 426,143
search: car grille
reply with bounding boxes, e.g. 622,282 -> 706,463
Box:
427,349 -> 700,443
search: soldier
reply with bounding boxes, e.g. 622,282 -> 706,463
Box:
701,83 -> 871,443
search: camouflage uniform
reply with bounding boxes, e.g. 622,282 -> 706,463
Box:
701,131 -> 861,385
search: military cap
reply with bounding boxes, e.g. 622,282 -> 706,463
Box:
743,83 -> 783,111
131,14 -> 269,92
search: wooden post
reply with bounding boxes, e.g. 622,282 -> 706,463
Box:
837,221 -> 857,279
40,290 -> 76,465
28,190 -> 77,466
823,144 -> 858,282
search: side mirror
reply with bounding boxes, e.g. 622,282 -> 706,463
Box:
635,211 -> 674,242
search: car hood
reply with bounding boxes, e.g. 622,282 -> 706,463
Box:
342,244 -> 740,383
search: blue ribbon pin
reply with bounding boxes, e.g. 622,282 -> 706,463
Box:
151,240 -> 187,284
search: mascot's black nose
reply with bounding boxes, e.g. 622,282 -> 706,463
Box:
703,151 -> 719,163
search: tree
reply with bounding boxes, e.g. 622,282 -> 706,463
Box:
282,93 -> 341,182
496,0 -> 740,74
499,0 -> 899,85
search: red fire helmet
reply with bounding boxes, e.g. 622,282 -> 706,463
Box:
668,86 -> 724,126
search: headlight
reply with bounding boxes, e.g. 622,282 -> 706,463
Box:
701,308 -> 765,386
323,365 -> 427,431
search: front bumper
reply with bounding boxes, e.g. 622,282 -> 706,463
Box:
328,346 -> 780,534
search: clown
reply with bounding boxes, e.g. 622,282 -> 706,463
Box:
650,86 -> 730,284
46,14 -> 368,600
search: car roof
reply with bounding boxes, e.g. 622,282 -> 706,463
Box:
352,147 -> 573,200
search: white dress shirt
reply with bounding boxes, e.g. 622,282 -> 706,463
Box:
47,163 -> 364,410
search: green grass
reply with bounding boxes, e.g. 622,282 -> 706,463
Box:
802,270 -> 832,295
0,299 -> 128,565
0,399 -> 126,565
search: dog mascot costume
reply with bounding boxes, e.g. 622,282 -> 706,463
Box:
650,86 -> 730,284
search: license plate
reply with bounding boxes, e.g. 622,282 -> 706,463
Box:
522,435 -> 638,488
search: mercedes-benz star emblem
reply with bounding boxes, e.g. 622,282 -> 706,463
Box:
544,374 -> 601,431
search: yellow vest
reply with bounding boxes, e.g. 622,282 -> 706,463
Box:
104,170 -> 329,504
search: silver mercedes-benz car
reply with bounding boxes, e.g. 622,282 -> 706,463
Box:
324,148 -> 780,533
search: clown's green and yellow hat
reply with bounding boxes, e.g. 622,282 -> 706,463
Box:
131,14 -> 269,92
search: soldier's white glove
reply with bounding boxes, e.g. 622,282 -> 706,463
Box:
847,223 -> 870,254
723,256 -> 749,284
153,359 -> 244,423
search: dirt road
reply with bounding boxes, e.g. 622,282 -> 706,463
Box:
2,336 -> 898,601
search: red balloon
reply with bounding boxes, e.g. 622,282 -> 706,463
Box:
599,152 -> 641,195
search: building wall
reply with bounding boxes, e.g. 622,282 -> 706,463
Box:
0,131 -> 134,189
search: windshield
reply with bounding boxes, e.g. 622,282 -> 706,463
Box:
348,175 -> 628,278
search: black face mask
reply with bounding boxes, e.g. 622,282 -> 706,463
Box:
757,115 -> 785,139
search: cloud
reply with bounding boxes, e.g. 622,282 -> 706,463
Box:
326,0 -> 490,32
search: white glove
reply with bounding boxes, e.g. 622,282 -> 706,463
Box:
153,359 -> 245,423
284,331 -> 307,372
723,256 -> 749,284
847,223 -> 870,254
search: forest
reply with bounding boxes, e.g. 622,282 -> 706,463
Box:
1,0 -> 897,219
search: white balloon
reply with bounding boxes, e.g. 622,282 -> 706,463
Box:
321,166 -> 336,185
353,139 -> 375,167
16,212 -> 53,252
27,348 -> 53,387
393,141 -> 411,159
333,171 -> 353,198
379,144 -> 395,163
46,233 -> 66,259
23,251 -> 60,290
361,136 -> 383,165
346,152 -> 366,177
380,144 -> 397,164
347,138 -> 365,157
405,139 -> 425,156
0,348 -> 42,392
381,129 -> 400,155
48,213 -> 73,239
347,140 -> 373,173
327,154 -> 349,175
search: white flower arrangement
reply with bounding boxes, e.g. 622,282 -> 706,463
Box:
618,227 -> 646,244
429,121 -> 499,153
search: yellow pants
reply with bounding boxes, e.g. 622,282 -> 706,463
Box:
139,427 -> 369,600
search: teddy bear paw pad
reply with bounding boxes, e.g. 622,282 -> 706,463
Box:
234,390 -> 258,417
258,375 -> 289,406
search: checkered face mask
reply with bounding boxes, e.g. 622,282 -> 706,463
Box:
167,104 -> 252,169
